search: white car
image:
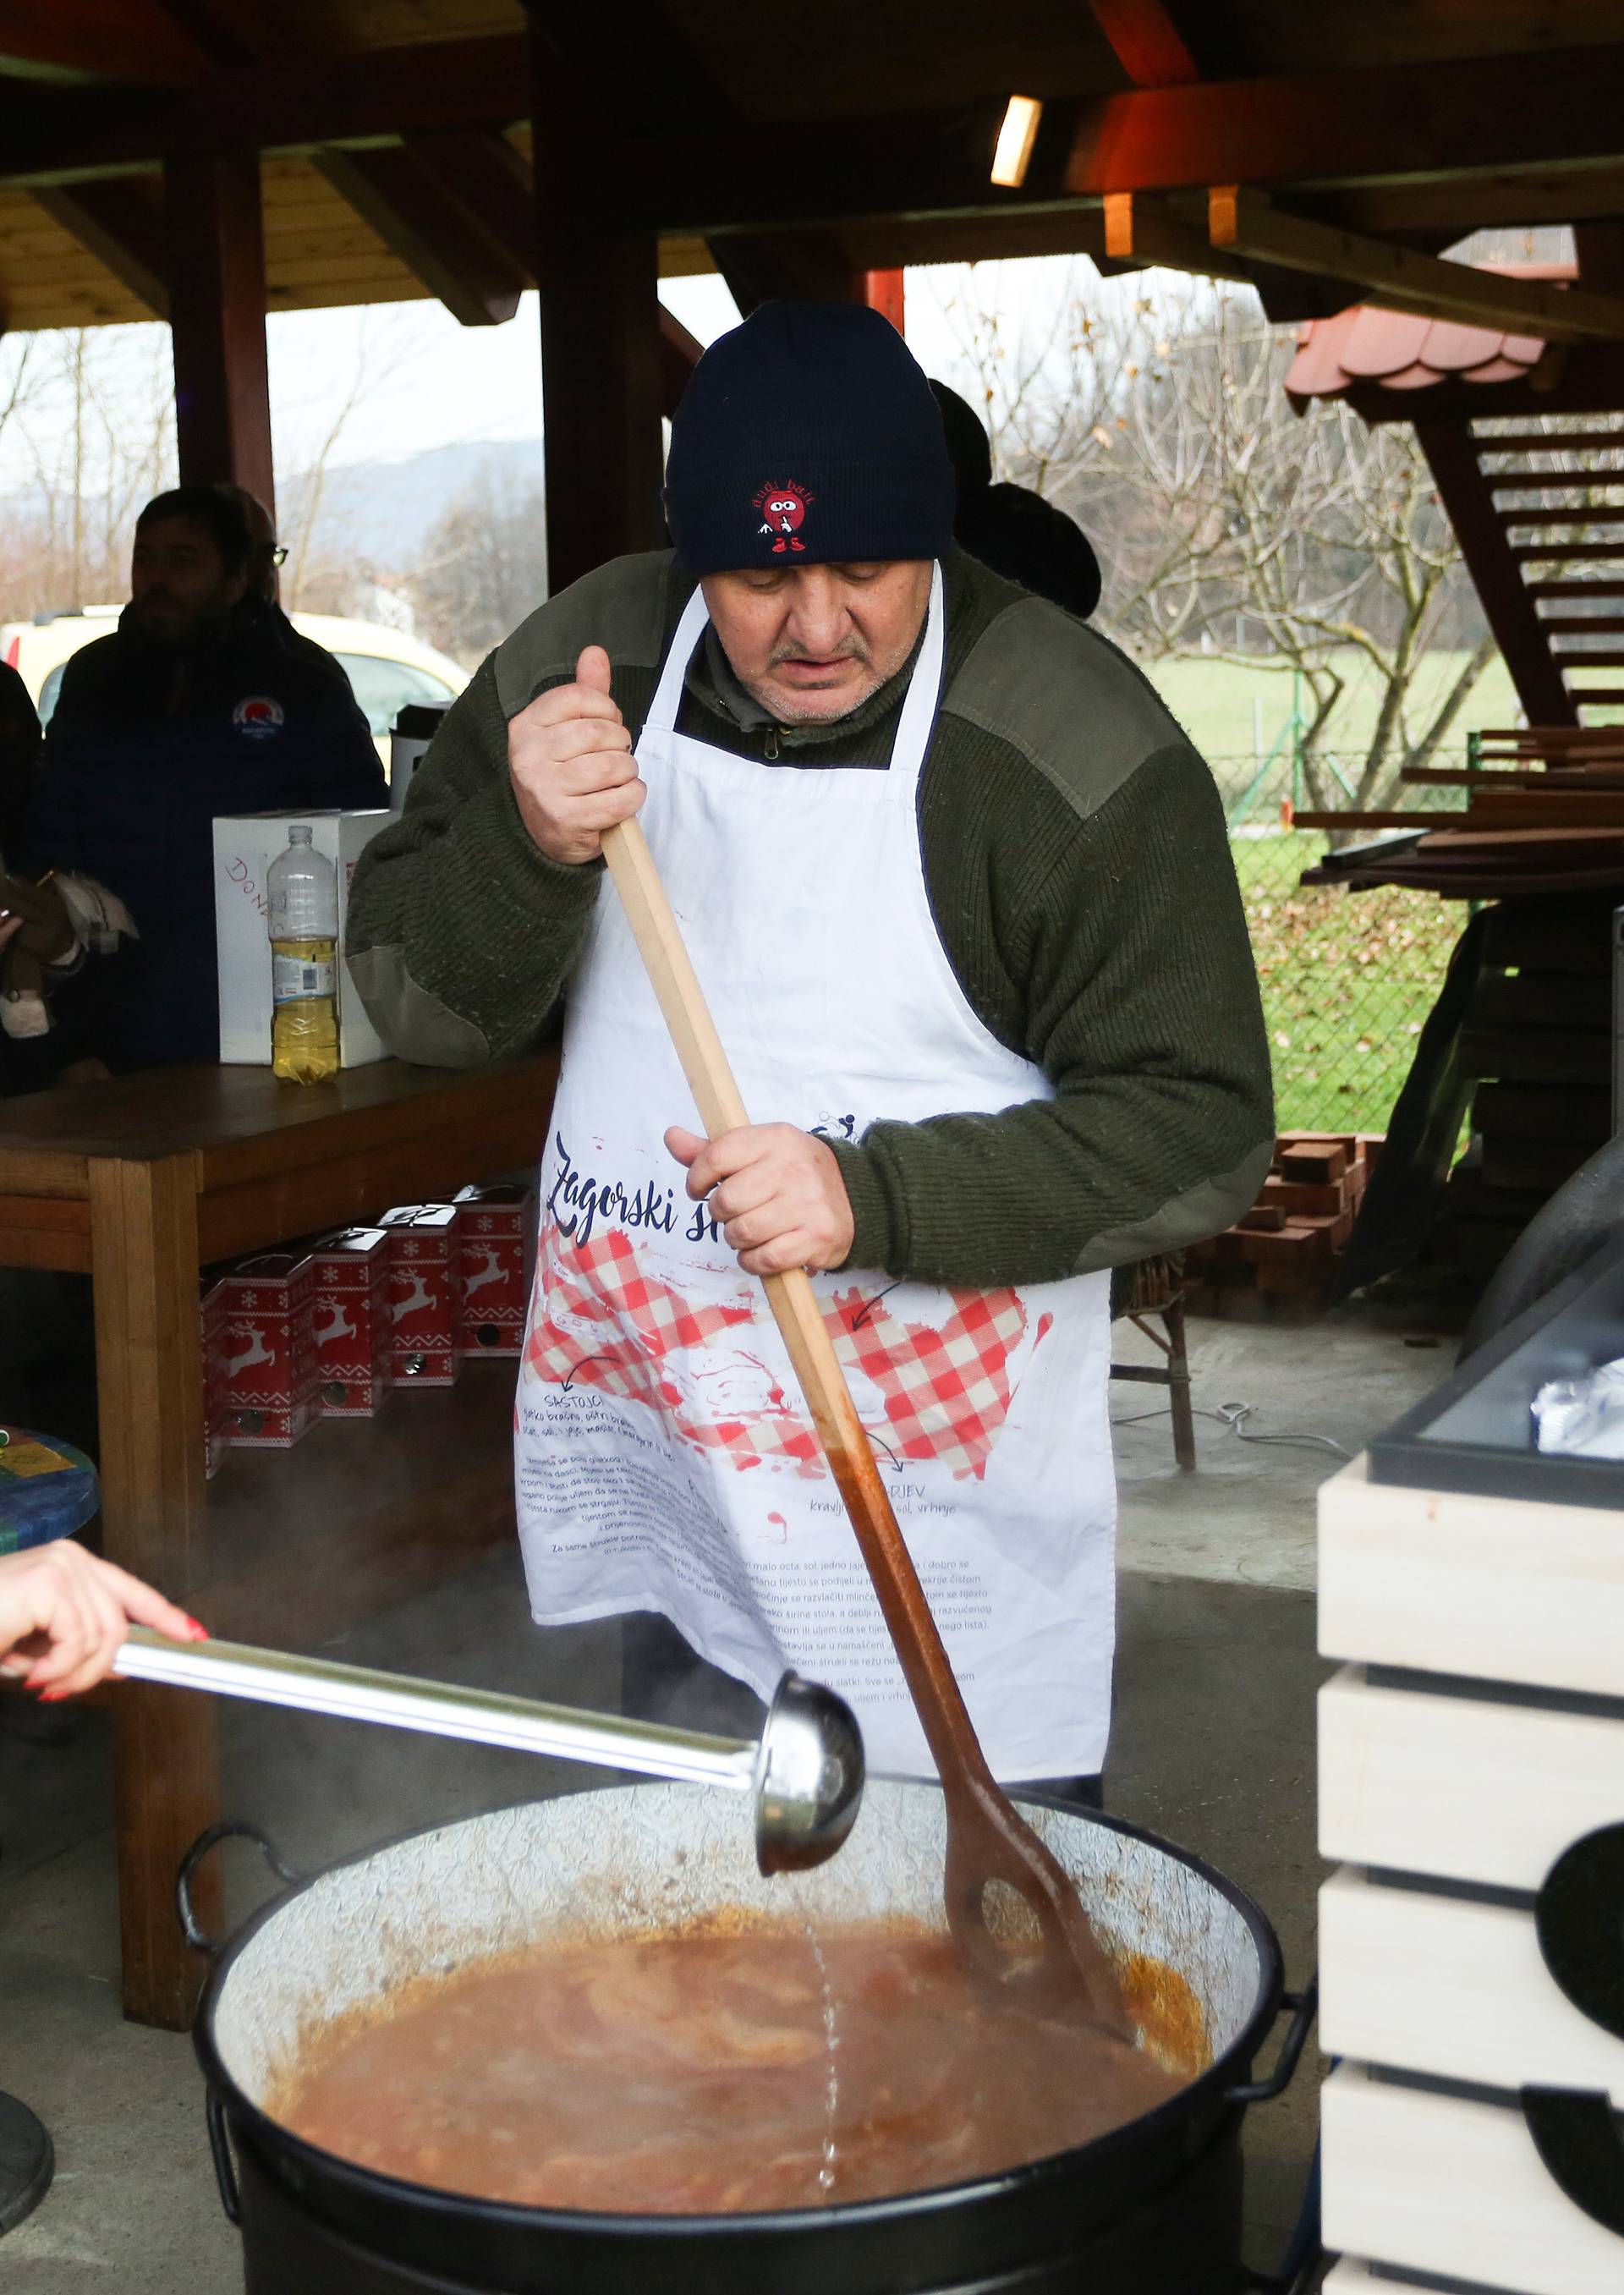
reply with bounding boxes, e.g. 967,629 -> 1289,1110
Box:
1,607 -> 467,771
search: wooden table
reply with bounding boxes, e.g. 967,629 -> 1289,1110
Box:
0,1055 -> 557,2028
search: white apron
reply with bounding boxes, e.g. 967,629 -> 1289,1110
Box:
516,568 -> 1116,1779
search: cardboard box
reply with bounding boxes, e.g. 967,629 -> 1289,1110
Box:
450,1183 -> 529,1357
310,1228 -> 392,1418
212,810 -> 389,1068
379,1205 -> 463,1386
200,1276 -> 230,1477
222,1251 -> 316,1447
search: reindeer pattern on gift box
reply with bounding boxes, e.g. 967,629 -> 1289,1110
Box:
463,1246 -> 506,1301
390,1271 -> 435,1327
314,1302 -> 358,1349
226,1324 -> 275,1382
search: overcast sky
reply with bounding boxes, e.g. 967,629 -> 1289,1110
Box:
0,256 -> 1104,500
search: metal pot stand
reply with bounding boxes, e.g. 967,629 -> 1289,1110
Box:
0,2092 -> 52,2238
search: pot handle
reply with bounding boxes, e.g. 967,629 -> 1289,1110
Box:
206,2089 -> 243,2226
1223,1973 -> 1319,2108
177,1820 -> 300,1957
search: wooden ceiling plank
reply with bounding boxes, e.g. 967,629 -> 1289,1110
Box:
29,180 -> 168,316
312,144 -> 524,323
1089,0 -> 1200,87
1211,186 -> 1624,344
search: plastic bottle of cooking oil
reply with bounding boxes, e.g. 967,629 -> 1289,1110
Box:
266,825 -> 339,1084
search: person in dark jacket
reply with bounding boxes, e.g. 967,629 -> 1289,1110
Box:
0,659 -> 41,869
929,382 -> 1102,620
34,485 -> 387,1070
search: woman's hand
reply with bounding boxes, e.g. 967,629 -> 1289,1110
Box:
0,1542 -> 205,1699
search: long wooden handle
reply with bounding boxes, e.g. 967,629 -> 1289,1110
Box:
601,816 -> 992,1789
601,815 -> 1127,2028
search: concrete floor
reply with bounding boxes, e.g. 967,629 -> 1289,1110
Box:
0,1310 -> 1450,2291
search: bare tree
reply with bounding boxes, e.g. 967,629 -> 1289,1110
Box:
932,269 -> 1494,814
406,469 -> 548,665
0,327 -> 176,619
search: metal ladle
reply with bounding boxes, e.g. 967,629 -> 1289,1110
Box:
112,1628 -> 864,1875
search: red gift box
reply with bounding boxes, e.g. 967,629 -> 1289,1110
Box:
451,1183 -> 529,1358
201,1275 -> 230,1477
311,1228 -> 392,1418
222,1251 -> 316,1448
379,1205 -> 463,1386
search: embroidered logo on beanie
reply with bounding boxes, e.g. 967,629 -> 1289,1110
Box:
753,480 -> 815,554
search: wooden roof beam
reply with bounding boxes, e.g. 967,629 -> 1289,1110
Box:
313,146 -> 524,326
141,0 -> 318,70
525,0 -> 728,140
1210,187 -> 1624,345
30,179 -> 168,316
1063,42 -> 1624,202
658,303 -> 700,421
1088,0 -> 1199,88
401,129 -> 535,278
0,0 -> 203,88
1103,190 -> 1245,277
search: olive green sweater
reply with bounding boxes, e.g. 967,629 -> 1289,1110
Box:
348,547 -> 1272,1288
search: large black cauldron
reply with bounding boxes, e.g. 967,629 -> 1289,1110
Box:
185,1783 -> 1314,2293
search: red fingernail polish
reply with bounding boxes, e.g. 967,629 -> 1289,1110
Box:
38,1688 -> 66,1704
186,1617 -> 209,1639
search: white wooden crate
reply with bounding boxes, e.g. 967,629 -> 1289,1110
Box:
1320,1453 -> 1624,1699
1323,2268 -> 1537,2294
1320,1866 -> 1624,2105
1320,1664 -> 1624,1890
1321,2062 -> 1624,2294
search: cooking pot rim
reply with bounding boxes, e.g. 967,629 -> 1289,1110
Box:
191,1787 -> 1287,2233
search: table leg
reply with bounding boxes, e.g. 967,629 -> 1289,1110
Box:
90,1153 -> 222,2029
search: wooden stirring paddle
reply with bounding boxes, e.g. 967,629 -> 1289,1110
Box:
602,817 -> 1129,2035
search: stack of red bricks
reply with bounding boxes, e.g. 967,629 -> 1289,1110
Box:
1182,1131 -> 1383,1321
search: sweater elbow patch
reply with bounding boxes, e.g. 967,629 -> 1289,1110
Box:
348,946 -> 491,1068
1070,1135 -> 1274,1275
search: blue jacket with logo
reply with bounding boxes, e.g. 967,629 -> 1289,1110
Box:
34,601 -> 387,1069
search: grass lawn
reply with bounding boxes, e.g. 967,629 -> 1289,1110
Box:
1142,648 -> 1522,801
1232,833 -> 1465,1136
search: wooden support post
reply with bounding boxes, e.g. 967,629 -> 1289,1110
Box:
91,1153 -> 221,2029
529,38 -> 663,592
864,269 -> 905,332
163,145 -> 275,513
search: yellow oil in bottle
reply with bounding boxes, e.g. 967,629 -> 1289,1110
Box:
271,936 -> 339,1083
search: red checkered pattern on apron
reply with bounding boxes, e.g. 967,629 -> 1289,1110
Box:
527,1229 -> 1047,1482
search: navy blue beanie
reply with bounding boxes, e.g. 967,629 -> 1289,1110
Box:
664,301 -> 956,576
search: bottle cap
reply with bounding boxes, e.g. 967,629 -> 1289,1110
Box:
288,825 -> 314,845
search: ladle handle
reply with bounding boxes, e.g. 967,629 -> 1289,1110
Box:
601,818 -> 991,1790
113,1625 -> 759,1793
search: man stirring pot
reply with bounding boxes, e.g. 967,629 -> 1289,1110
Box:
348,304 -> 1272,1798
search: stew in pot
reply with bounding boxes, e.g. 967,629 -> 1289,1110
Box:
272,1916 -> 1202,2213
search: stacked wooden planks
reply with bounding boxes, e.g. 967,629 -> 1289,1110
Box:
1300,727 -> 1624,898
1184,1131 -> 1381,1320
